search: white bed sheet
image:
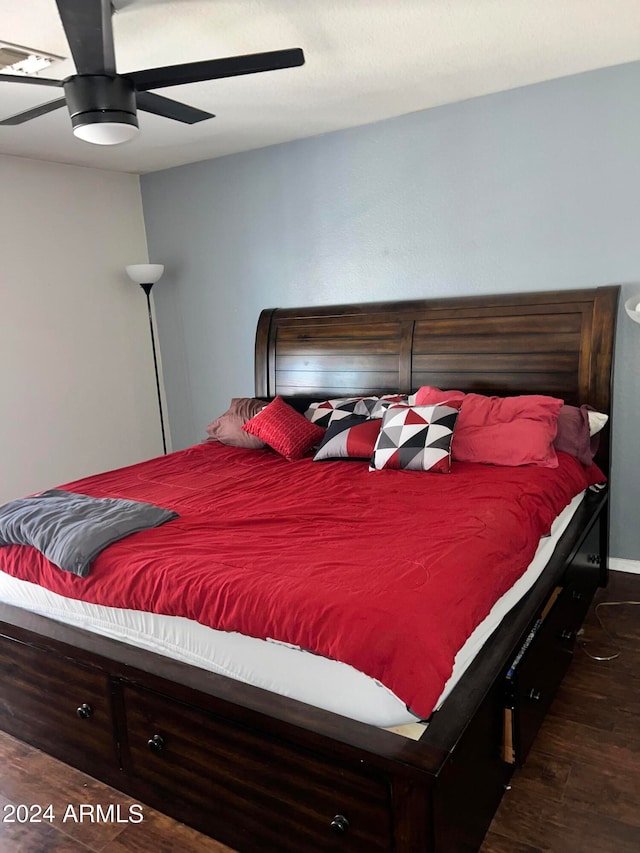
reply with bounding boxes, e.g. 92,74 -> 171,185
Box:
0,492 -> 584,728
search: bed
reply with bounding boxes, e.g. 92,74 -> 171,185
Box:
0,285 -> 618,852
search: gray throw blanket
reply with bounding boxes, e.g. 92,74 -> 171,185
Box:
0,489 -> 178,577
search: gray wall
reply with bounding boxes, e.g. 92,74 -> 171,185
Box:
141,61 -> 640,560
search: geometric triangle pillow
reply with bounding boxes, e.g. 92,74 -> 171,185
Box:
304,397 -> 374,428
370,404 -> 460,473
304,394 -> 410,428
365,394 -> 410,419
313,416 -> 382,461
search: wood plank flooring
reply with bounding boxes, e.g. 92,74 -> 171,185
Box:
0,572 -> 638,852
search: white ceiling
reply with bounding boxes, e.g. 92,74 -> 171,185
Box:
1,0 -> 640,175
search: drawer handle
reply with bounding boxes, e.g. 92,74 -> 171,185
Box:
527,688 -> 541,702
330,814 -> 350,835
561,629 -> 574,641
147,734 -> 166,754
76,703 -> 92,720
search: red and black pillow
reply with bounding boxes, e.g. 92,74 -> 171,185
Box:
313,416 -> 382,461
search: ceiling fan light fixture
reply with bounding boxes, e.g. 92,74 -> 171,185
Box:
64,74 -> 139,145
71,111 -> 139,145
0,1 -> 304,145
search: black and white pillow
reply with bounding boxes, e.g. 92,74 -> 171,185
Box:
305,394 -> 409,428
370,405 -> 459,472
367,394 -> 410,419
304,397 -> 368,428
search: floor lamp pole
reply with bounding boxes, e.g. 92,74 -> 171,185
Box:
140,282 -> 167,455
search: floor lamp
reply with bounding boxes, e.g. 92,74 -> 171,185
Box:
125,263 -> 167,454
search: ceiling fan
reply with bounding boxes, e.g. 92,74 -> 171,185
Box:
0,0 -> 304,145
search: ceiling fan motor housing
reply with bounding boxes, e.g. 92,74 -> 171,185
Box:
0,0 -> 303,141
63,74 -> 138,131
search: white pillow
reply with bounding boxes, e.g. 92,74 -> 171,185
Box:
587,411 -> 608,436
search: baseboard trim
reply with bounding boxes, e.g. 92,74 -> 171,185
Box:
609,558 -> 640,575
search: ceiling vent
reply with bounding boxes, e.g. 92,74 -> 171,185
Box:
0,42 -> 63,75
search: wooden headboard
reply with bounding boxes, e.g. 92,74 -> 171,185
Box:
255,287 -> 619,416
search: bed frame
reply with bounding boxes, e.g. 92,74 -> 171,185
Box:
0,286 -> 618,852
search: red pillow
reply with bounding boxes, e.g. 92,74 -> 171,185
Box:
414,386 -> 563,467
242,396 -> 325,461
415,386 -> 466,409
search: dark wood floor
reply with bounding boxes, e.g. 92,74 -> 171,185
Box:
1,572 -> 638,852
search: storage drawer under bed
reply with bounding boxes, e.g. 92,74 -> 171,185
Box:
0,636 -> 116,772
503,574 -> 598,764
119,682 -> 392,853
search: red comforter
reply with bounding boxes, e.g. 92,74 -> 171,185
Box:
0,444 -> 601,718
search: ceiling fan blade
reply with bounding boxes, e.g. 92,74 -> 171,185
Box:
0,98 -> 67,125
0,73 -> 63,87
130,48 -> 305,91
136,91 -> 214,124
54,0 -> 116,74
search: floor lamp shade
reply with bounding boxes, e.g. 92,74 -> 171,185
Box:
125,264 -> 165,284
125,263 -> 167,454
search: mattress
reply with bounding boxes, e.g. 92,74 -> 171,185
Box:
0,491 -> 584,728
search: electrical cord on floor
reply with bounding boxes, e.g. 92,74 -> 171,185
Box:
577,600 -> 640,661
